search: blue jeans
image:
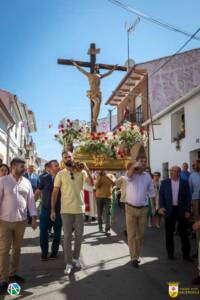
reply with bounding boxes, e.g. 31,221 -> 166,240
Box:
39,207 -> 62,256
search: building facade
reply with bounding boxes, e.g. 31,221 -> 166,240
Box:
106,48 -> 200,170
0,89 -> 38,166
145,86 -> 200,177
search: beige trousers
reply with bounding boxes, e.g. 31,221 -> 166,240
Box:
125,205 -> 147,261
61,214 -> 84,264
0,219 -> 26,281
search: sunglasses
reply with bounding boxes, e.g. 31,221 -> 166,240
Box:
70,171 -> 74,180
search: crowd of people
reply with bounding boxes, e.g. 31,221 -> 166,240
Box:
0,153 -> 200,294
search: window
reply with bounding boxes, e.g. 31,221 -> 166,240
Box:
162,162 -> 169,179
135,105 -> 143,124
15,124 -> 18,139
135,94 -> 143,124
171,108 -> 185,142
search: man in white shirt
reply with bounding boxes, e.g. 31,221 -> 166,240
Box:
0,158 -> 37,294
126,155 -> 155,268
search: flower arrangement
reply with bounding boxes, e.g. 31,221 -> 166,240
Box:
116,122 -> 147,153
54,118 -> 90,145
55,118 -> 147,159
77,131 -> 119,159
77,122 -> 147,159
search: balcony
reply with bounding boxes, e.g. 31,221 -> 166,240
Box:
125,111 -> 144,125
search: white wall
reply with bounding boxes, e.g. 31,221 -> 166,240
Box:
149,91 -> 200,176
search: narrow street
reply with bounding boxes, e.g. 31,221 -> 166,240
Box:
2,208 -> 198,300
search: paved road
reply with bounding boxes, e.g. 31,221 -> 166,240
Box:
1,207 -> 200,300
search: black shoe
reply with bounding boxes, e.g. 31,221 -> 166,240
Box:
192,252 -> 198,259
192,276 -> 200,285
41,254 -> 48,261
49,253 -> 57,260
91,217 -> 96,222
99,227 -> 103,233
9,274 -> 25,283
132,260 -> 139,268
0,281 -> 8,294
168,254 -> 177,260
85,215 -> 89,222
105,231 -> 111,237
124,230 -> 127,237
48,233 -> 54,239
183,256 -> 193,263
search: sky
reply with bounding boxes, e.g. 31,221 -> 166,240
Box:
0,0 -> 200,161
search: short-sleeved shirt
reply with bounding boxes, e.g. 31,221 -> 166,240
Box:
54,169 -> 88,214
39,174 -> 61,212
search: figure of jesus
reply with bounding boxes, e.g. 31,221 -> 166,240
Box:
71,60 -> 117,127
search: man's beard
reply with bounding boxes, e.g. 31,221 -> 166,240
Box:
65,161 -> 74,168
16,171 -> 24,177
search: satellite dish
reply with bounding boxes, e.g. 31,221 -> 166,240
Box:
125,59 -> 135,69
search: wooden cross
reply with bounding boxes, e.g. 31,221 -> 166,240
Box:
57,43 -> 127,132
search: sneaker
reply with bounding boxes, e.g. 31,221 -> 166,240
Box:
49,253 -> 57,260
41,254 -> 48,261
192,276 -> 200,285
9,274 -> 25,283
0,281 -> 8,294
64,264 -> 73,275
73,258 -> 81,269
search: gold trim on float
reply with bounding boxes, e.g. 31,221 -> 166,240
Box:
74,152 -> 132,171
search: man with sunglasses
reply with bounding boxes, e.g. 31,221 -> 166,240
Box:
50,151 -> 93,275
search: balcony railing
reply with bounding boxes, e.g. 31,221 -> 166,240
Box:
125,111 -> 144,125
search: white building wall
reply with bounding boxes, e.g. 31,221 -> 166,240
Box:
0,130 -> 7,163
149,91 -> 200,176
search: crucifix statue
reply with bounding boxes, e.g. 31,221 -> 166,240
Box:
57,43 -> 127,132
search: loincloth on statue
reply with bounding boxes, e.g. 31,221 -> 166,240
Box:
86,90 -> 102,103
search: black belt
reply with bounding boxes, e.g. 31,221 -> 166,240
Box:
126,203 -> 148,209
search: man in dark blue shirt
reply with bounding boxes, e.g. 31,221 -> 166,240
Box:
35,160 -> 62,261
180,162 -> 191,181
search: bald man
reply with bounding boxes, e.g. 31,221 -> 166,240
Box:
159,166 -> 192,262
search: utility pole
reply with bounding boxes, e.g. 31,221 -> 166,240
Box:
125,17 -> 140,121
108,109 -> 112,131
